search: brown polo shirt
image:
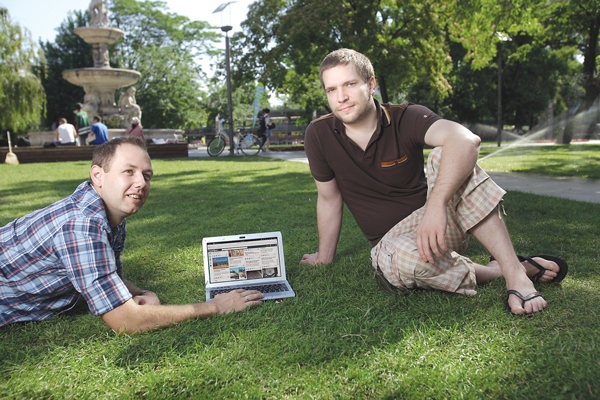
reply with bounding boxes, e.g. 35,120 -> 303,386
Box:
304,101 -> 442,246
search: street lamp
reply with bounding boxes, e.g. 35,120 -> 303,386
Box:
213,2 -> 236,156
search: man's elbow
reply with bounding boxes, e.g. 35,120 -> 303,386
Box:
101,300 -> 155,334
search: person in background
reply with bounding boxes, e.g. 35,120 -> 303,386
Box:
74,103 -> 91,145
55,118 -> 78,146
127,117 -> 144,140
0,137 -> 264,333
261,108 -> 272,152
89,115 -> 109,145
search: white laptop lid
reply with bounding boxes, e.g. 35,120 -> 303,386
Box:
202,231 -> 295,300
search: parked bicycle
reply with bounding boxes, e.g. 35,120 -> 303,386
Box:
207,128 -> 262,157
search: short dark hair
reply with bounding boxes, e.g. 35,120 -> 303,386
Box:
91,137 -> 147,172
319,48 -> 375,89
94,115 -> 102,122
76,103 -> 83,110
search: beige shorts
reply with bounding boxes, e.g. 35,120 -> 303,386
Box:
371,147 -> 506,293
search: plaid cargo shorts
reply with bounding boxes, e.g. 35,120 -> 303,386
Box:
371,147 -> 506,294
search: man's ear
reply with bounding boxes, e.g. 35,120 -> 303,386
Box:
369,76 -> 377,95
90,165 -> 104,188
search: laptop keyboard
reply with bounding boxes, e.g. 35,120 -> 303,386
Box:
209,283 -> 289,299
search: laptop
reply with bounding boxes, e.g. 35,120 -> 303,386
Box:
202,231 -> 296,301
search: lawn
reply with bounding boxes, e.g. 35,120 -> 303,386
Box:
1,153 -> 599,399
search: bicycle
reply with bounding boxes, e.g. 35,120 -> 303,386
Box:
207,128 -> 262,157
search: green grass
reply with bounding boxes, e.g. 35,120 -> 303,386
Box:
477,143 -> 600,180
1,156 -> 600,399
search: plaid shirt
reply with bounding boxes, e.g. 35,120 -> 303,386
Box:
0,182 -> 132,326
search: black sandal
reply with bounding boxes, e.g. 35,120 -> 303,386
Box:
505,289 -> 542,316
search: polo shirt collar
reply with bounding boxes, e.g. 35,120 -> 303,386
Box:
331,99 -> 391,138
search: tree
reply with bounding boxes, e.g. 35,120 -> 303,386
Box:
541,0 -> 600,143
234,0 -> 454,115
38,10 -> 91,129
0,8 -> 46,134
129,45 -> 208,129
109,0 -> 219,129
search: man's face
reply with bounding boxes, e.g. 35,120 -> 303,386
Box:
322,63 -> 376,126
91,143 -> 153,227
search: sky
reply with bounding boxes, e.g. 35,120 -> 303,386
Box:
2,0 -> 255,75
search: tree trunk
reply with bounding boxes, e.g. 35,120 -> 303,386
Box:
378,73 -> 389,103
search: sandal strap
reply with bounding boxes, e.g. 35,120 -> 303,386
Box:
518,255 -> 547,283
506,289 -> 542,308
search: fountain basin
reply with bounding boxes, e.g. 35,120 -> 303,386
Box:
62,68 -> 140,91
74,26 -> 124,45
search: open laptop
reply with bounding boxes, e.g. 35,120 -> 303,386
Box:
202,231 -> 295,301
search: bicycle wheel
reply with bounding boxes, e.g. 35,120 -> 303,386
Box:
207,136 -> 226,156
239,133 -> 261,156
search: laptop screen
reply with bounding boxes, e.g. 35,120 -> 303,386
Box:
206,237 -> 282,284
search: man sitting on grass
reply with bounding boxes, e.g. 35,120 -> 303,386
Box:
300,48 -> 568,316
0,137 -> 263,333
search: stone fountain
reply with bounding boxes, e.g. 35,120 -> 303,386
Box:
26,0 -> 185,147
62,0 -> 141,128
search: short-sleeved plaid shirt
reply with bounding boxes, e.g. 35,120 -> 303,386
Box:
0,181 -> 132,326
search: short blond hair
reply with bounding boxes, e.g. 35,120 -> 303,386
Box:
319,48 -> 375,89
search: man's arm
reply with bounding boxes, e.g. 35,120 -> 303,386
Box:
101,289 -> 263,334
418,119 -> 481,263
300,178 -> 343,265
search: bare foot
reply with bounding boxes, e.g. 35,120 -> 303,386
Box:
506,277 -> 547,315
522,257 -> 560,283
488,257 -> 560,283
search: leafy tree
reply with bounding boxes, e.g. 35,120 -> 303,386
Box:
38,11 -> 91,129
541,0 -> 600,142
129,45 -> 208,129
234,0 -> 454,114
109,0 -> 219,129
200,80 -> 259,130
0,8 -> 46,134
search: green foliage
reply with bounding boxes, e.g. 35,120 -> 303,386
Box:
234,0 -> 453,108
200,81 -> 257,129
38,11 -> 92,129
0,8 -> 46,134
109,0 -> 219,129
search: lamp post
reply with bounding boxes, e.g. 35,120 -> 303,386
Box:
213,2 -> 236,156
222,25 -> 234,155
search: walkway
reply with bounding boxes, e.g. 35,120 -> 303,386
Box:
188,147 -> 600,204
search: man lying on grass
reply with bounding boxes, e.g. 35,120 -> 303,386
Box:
0,137 -> 263,333
301,48 -> 568,316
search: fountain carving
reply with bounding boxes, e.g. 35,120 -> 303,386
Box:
62,0 -> 141,128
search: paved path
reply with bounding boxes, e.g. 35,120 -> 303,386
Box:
188,148 -> 600,204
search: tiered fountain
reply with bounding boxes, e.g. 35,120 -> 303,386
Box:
27,0 -> 185,147
62,0 -> 141,128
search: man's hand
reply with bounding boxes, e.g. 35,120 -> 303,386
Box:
133,291 -> 160,306
213,289 -> 264,314
416,204 -> 449,263
300,252 -> 324,265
